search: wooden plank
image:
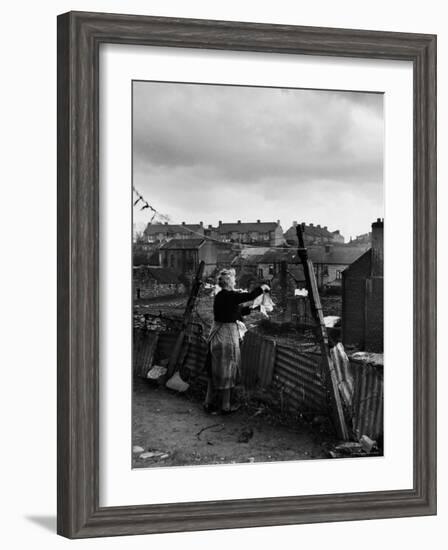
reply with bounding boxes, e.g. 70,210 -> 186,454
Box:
296,225 -> 349,440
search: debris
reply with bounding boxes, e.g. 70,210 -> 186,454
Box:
360,435 -> 377,453
334,441 -> 363,454
133,445 -> 144,454
139,451 -> 162,459
237,427 -> 254,443
350,351 -> 384,367
196,423 -> 224,440
251,406 -> 265,417
146,365 -> 167,380
166,371 -> 189,392
329,438 -> 380,458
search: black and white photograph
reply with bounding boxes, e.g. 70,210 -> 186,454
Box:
132,80 -> 384,468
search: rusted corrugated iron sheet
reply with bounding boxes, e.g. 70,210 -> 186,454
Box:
331,343 -> 355,408
133,329 -> 159,377
350,361 -> 383,441
273,344 -> 327,413
240,332 -> 276,389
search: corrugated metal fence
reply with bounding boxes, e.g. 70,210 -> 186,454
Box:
273,345 -> 327,414
134,327 -> 383,441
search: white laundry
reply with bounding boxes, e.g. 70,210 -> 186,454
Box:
253,292 -> 275,317
294,288 -> 308,297
236,320 -> 248,340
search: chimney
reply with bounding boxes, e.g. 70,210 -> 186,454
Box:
317,224 -> 321,229
237,220 -> 241,224
208,224 -> 213,229
277,219 -> 280,225
257,219 -> 260,223
323,226 -> 328,230
309,223 -> 314,227
219,220 -> 222,226
371,218 -> 384,276
182,221 -> 186,226
292,221 -> 298,227
164,222 -> 168,225
199,221 -> 203,227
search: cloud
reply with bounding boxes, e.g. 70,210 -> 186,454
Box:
133,81 -> 383,239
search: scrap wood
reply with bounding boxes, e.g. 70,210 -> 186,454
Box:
196,423 -> 224,440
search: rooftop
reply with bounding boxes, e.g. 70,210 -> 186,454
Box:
307,245 -> 367,265
159,238 -> 206,250
217,221 -> 280,233
284,223 -> 338,239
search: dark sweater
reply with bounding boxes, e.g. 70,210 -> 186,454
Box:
213,287 -> 263,323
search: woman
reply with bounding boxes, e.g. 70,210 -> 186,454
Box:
204,268 -> 270,414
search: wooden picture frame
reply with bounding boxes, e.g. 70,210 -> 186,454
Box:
57,11 -> 437,538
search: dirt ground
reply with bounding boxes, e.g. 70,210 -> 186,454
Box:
132,377 -> 334,469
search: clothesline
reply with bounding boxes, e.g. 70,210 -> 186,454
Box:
133,186 -> 300,252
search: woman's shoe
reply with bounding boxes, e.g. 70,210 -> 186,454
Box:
221,404 -> 241,415
203,403 -> 217,414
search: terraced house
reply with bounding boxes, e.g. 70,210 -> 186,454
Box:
210,219 -> 285,246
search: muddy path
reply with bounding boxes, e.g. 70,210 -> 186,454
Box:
132,378 -> 335,468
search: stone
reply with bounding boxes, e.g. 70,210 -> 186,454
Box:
360,435 -> 377,453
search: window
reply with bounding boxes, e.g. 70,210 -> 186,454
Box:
336,270 -> 342,280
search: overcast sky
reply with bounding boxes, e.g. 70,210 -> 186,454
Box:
133,81 -> 383,241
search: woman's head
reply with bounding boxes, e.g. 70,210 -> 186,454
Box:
217,268 -> 236,290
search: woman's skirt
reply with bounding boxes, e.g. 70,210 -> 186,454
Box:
208,322 -> 241,390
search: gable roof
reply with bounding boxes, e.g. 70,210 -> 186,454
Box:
217,221 -> 279,233
307,245 -> 367,265
343,249 -> 372,277
159,238 -> 206,250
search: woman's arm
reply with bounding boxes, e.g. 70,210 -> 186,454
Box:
231,287 -> 263,305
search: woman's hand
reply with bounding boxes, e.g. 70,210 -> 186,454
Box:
260,284 -> 271,292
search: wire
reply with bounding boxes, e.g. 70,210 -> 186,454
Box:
132,186 -> 300,251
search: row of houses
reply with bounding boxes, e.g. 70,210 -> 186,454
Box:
140,219 -> 354,248
133,219 -> 384,352
134,236 -> 373,291
134,222 -> 378,294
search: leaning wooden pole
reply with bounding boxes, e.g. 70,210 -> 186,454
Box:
296,224 -> 349,440
166,260 -> 205,379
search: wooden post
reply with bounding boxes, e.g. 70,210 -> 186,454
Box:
279,260 -> 288,321
166,261 -> 205,379
296,224 -> 349,440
